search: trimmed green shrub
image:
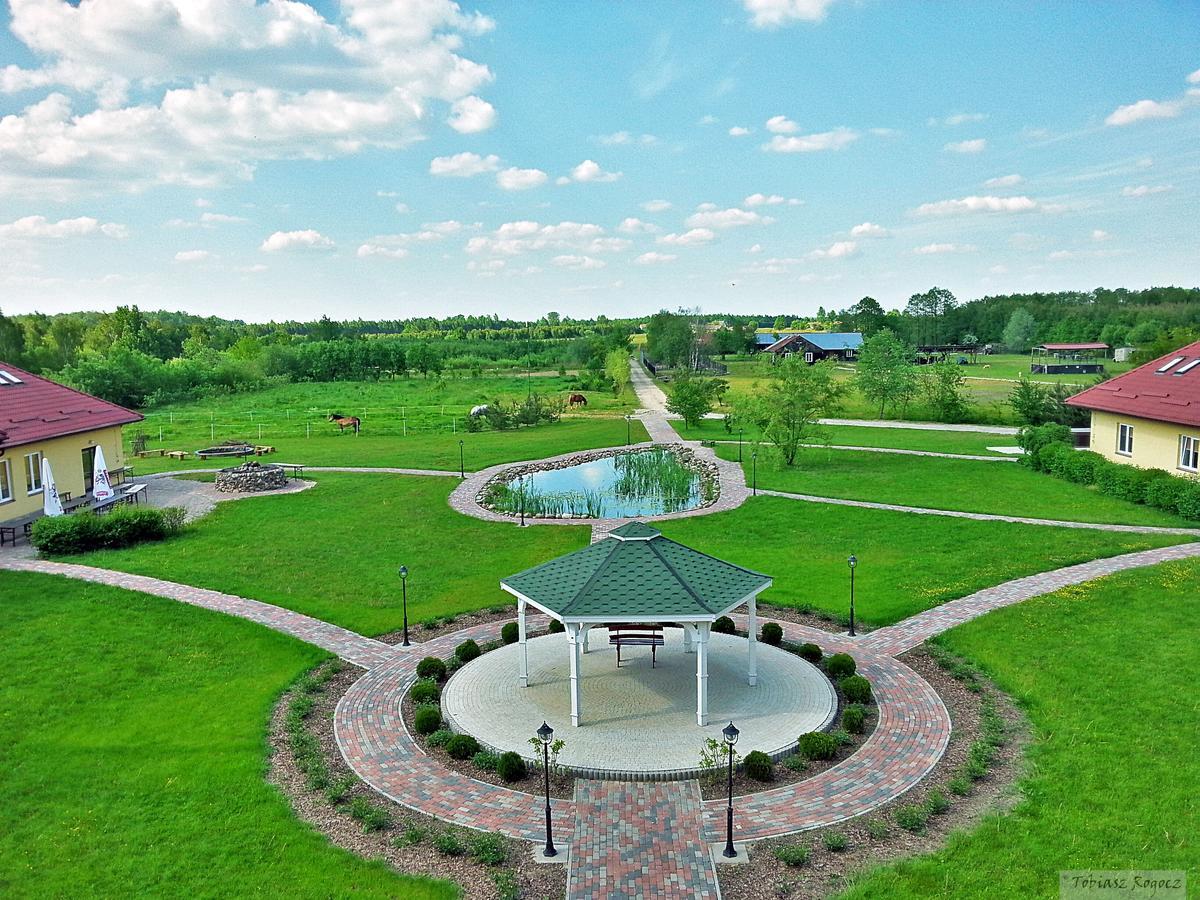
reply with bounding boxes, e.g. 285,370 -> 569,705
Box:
30,505 -> 182,555
948,775 -> 973,796
1038,441 -> 1076,478
925,789 -> 950,815
416,657 -> 447,681
840,675 -> 872,704
324,775 -> 355,805
413,704 -> 442,736
1062,449 -> 1104,485
773,845 -> 811,867
455,639 -> 481,663
394,822 -> 428,847
1176,480 -> 1200,520
797,732 -> 838,761
782,754 -> 808,773
842,704 -> 866,734
1017,423 -> 1071,469
713,615 -> 735,635
471,832 -> 508,866
1095,461 -> 1156,504
895,804 -> 929,833
445,734 -> 481,760
349,796 -> 392,832
501,622 -> 519,644
760,622 -> 783,646
473,751 -> 500,772
798,642 -> 822,664
830,727 -> 853,747
410,678 -> 440,704
434,829 -> 467,856
496,751 -> 527,782
1145,472 -> 1188,512
426,728 -> 454,748
823,831 -> 848,852
826,653 -> 856,679
866,818 -> 889,840
548,619 -> 565,634
744,750 -> 774,781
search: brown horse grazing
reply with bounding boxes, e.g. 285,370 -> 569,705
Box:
327,412 -> 361,434
567,393 -> 588,407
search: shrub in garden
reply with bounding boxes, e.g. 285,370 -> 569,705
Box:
324,775 -> 355,805
473,751 -> 500,772
823,831 -> 848,852
414,704 -> 443,736
548,619 -> 565,634
773,845 -> 811,867
471,832 -> 508,866
782,754 -> 808,773
31,505 -> 183,555
1038,441 -> 1075,478
445,734 -> 481,760
501,622 -> 519,644
434,829 -> 467,856
894,804 -> 929,833
394,822 -> 428,847
797,732 -> 838,761
1145,473 -> 1188,512
425,728 -> 454,748
840,674 -> 872,704
410,678 -> 440,704
1176,480 -> 1200,520
842,704 -> 866,734
416,657 -> 447,681
1017,423 -> 1071,470
455,639 -> 481,663
925,789 -> 950,815
349,796 -> 392,832
744,750 -> 774,781
1062,450 -> 1104,485
798,642 -> 822,664
496,751 -> 527,782
830,728 -> 853,747
760,622 -> 783,646
948,775 -> 972,796
826,653 -> 856,679
1095,461 -> 1155,504
866,819 -> 889,840
713,615 -> 735,635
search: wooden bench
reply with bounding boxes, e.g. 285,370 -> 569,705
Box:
166,450 -> 190,461
608,624 -> 665,668
136,448 -> 166,458
254,445 -> 275,456
277,463 -> 304,481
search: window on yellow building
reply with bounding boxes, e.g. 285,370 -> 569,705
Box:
1117,423 -> 1134,456
1180,435 -> 1199,473
24,451 -> 43,495
0,460 -> 12,504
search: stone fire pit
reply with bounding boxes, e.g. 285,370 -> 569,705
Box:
215,461 -> 287,493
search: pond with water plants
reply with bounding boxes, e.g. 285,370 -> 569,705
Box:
483,448 -> 715,518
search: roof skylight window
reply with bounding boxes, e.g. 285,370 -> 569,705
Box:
1156,357 -> 1185,374
1173,358 -> 1200,376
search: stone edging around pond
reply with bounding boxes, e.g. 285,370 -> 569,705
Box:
447,440 -> 752,527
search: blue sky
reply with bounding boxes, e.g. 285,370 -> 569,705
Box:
1,0 -> 1197,322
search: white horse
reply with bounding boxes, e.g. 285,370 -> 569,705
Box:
470,404 -> 490,417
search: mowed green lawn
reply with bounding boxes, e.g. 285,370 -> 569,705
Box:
842,557 -> 1200,899
61,474 -> 591,635
717,445 -> 1196,528
0,571 -> 452,899
677,419 -> 1012,456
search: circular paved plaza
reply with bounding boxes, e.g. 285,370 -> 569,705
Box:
442,628 -> 837,777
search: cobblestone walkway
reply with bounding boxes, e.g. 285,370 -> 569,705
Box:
568,781 -> 719,900
760,488 -> 1200,536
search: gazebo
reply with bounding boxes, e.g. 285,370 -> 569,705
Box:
499,522 -> 773,727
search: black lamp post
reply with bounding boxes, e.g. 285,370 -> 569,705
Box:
738,428 -> 744,462
458,439 -> 465,479
751,451 -> 757,497
398,565 -> 410,647
537,721 -> 557,858
722,720 -> 740,858
847,554 -> 857,637
625,415 -> 631,446
519,476 -> 526,528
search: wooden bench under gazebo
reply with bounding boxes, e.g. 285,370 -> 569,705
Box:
500,521 -> 773,727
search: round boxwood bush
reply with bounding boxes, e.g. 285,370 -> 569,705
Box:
840,674 -> 872,704
548,619 -> 565,634
414,703 -> 443,736
455,639 -> 481,663
826,652 -> 856,679
842,703 -> 866,734
416,656 -> 447,681
713,616 -> 735,635
410,678 -> 440,704
445,733 -> 481,760
798,642 -> 822,664
797,731 -> 838,761
496,751 -> 527,782
743,750 -> 774,781
501,622 -> 519,645
760,622 -> 783,646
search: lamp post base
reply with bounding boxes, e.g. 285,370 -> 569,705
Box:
710,842 -> 750,864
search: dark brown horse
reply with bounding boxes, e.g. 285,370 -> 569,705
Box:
328,412 -> 361,434
567,393 -> 588,407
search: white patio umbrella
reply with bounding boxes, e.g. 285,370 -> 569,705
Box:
92,445 -> 114,504
41,457 -> 65,517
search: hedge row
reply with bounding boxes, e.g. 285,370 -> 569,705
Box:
30,505 -> 186,554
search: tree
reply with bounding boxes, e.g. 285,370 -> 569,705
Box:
0,308 -> 26,363
408,343 -> 442,378
736,357 -> 844,465
666,374 -> 715,427
604,349 -> 631,396
922,359 -> 971,422
646,310 -> 694,368
1009,374 -> 1052,425
1002,309 -> 1038,352
845,296 -> 887,335
856,329 -> 919,418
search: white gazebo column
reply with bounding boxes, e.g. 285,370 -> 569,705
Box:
582,624 -> 591,654
695,622 -> 711,726
747,596 -> 758,686
517,599 -> 529,687
567,623 -> 584,727
681,622 -> 695,654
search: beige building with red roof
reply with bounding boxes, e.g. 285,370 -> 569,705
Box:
1066,340 -> 1200,477
0,362 -> 143,522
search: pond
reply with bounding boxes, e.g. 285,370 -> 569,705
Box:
485,449 -> 712,518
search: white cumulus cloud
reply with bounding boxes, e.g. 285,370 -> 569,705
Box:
356,243 -> 409,259
913,242 -> 976,255
598,131 -> 657,146
914,195 -> 1040,216
617,218 -> 661,234
0,214 -> 127,239
742,0 -> 842,28
685,205 -> 772,229
496,167 -> 548,191
1121,184 -> 1172,197
429,152 -> 501,177
945,138 -> 987,153
983,174 -> 1023,188
641,199 -> 672,212
850,222 -> 888,238
447,96 -> 497,134
659,228 -> 715,246
1091,229 -> 1110,241
173,249 -> 213,262
728,126 -> 751,137
260,229 -> 334,252
559,159 -> 622,184
765,115 -> 799,134
763,128 -> 858,153
635,252 -> 677,265
551,254 -> 605,270
807,240 -> 857,259
744,193 -> 801,207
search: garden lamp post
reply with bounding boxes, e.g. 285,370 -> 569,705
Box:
722,720 -> 740,858
752,451 -> 757,497
459,439 -> 465,479
537,721 -> 557,858
519,476 -> 526,528
625,415 -> 631,446
738,428 -> 744,462
398,565 -> 410,647
847,554 -> 857,637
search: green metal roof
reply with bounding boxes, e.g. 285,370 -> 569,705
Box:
501,522 -> 772,620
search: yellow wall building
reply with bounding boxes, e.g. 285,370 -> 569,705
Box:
1089,411 -> 1200,475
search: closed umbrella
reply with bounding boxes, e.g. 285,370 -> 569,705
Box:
42,457 -> 65,517
92,445 -> 114,504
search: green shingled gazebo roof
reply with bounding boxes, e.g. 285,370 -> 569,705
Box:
500,521 -> 772,620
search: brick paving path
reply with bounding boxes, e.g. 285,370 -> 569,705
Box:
568,780 -> 719,899
760,488 -> 1200,536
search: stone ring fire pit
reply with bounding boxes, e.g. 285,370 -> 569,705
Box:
215,461 -> 287,493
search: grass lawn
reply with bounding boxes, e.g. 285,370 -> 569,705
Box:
652,496 -> 1186,625
61,474 -> 591,635
676,419 -> 1012,456
130,416 -> 648,475
841,557 -> 1200,899
0,571 -> 452,899
715,445 -> 1195,528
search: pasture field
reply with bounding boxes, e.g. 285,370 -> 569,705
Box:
676,419 -> 1012,455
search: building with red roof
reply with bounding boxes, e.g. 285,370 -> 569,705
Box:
0,362 -> 143,522
1066,340 -> 1200,476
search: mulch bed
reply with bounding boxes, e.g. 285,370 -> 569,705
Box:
755,602 -> 876,635
376,606 -> 519,645
267,661 -> 566,900
715,645 -> 1029,900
